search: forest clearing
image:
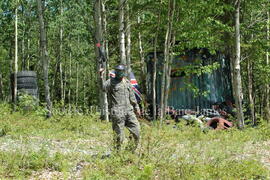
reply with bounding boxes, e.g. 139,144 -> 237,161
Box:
0,104 -> 270,179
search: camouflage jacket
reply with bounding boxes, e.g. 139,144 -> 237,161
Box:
102,78 -> 140,114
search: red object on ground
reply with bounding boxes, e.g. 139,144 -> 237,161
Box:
206,117 -> 233,130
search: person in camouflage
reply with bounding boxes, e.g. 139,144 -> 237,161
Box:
100,65 -> 141,151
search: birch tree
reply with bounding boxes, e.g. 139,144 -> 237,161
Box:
152,12 -> 161,121
126,3 -> 131,76
37,0 -> 52,118
59,0 -> 64,105
119,0 -> 126,65
160,0 -> 175,120
233,0 -> 244,128
14,0 -> 18,106
93,0 -> 109,121
247,57 -> 255,125
265,11 -> 270,122
68,51 -> 72,112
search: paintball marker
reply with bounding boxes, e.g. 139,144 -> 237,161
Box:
96,43 -> 107,71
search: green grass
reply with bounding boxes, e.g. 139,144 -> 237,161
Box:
0,103 -> 270,179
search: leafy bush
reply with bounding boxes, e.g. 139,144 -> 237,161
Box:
17,92 -> 38,113
17,93 -> 48,117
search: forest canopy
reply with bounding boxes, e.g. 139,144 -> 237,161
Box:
0,0 -> 269,127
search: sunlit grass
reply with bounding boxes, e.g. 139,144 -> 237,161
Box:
0,103 -> 269,179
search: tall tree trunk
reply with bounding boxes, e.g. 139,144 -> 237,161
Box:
59,0 -> 64,105
101,0 -> 109,121
138,17 -> 144,75
9,39 -> 13,102
14,2 -> 18,107
152,12 -> 161,121
63,59 -> 66,107
68,51 -> 72,112
265,11 -> 270,122
83,66 -> 86,110
52,0 -> 64,105
27,38 -> 30,70
126,3 -> 131,76
94,0 -> 109,121
119,0 -> 126,65
233,0 -> 244,128
51,63 -> 56,101
37,0 -> 52,118
76,62 -> 79,108
21,2 -> 25,71
160,0 -> 175,120
247,58 -> 255,125
101,0 -> 109,63
22,36 -> 25,70
164,33 -> 175,115
60,62 -> 64,103
138,16 -> 146,94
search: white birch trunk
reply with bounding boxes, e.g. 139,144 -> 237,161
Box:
101,0 -> 109,121
265,11 -> 270,122
76,62 -> 79,108
138,17 -> 144,73
27,39 -> 30,70
233,0 -> 244,128
59,0 -> 64,105
126,3 -> 131,76
63,60 -> 66,106
119,0 -> 126,65
137,16 -> 147,95
247,58 -> 255,125
160,0 -> 175,120
9,40 -> 13,102
68,51 -> 72,112
83,66 -> 86,109
14,3 -> 18,105
152,13 -> 161,121
22,35 -> 25,70
94,0 -> 109,121
21,3 -> 25,70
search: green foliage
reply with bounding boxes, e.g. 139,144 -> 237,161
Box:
17,92 -> 37,112
0,0 -> 269,122
137,164 -> 153,180
17,92 -> 48,116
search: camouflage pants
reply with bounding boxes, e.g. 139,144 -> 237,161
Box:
111,110 -> 140,151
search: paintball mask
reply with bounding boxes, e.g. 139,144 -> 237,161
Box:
115,64 -> 126,79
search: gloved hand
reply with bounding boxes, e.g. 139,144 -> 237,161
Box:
99,68 -> 104,77
135,109 -> 141,117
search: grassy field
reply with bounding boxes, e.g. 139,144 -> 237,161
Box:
0,103 -> 270,179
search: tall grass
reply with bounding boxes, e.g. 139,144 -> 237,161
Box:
0,103 -> 269,179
